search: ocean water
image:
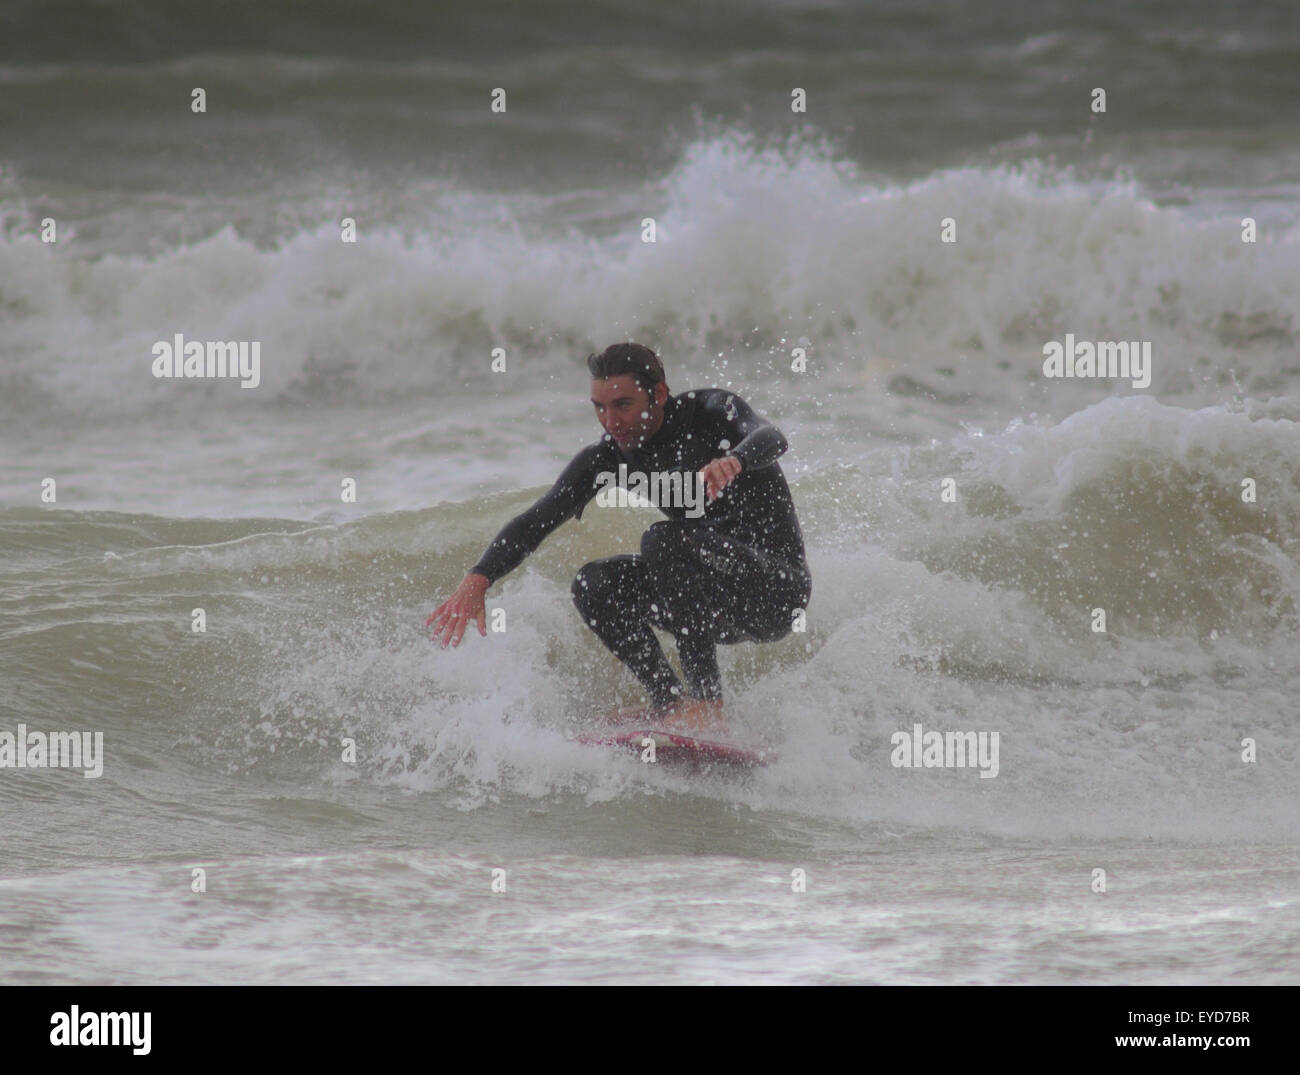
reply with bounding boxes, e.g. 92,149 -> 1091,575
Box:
1,0 -> 1298,984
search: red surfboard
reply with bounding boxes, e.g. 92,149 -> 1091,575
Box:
574,727 -> 770,770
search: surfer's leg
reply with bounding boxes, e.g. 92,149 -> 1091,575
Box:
573,524 -> 811,710
571,555 -> 686,709
680,525 -> 810,642
625,523 -> 812,724
675,633 -> 724,701
638,523 -> 725,700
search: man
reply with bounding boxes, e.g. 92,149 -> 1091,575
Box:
427,343 -> 811,732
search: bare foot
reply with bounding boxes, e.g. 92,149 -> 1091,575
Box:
653,697 -> 727,736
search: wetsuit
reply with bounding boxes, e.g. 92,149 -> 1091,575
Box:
470,389 -> 812,708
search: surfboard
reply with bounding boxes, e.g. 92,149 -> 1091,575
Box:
574,727 -> 770,770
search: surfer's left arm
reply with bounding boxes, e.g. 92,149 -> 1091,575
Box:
697,390 -> 788,500
700,390 -> 789,471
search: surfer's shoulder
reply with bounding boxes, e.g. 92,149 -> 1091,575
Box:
687,386 -> 745,405
566,435 -> 619,471
687,387 -> 753,420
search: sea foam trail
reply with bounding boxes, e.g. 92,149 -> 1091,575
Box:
4,396 -> 1296,840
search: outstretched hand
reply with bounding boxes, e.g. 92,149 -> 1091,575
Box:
699,455 -> 743,502
426,573 -> 488,649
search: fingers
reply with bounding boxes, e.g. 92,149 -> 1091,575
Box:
425,600 -> 449,628
428,599 -> 487,647
428,609 -> 450,643
699,456 -> 741,502
701,466 -> 721,502
427,600 -> 459,647
438,611 -> 457,648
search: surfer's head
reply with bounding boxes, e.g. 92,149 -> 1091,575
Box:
587,343 -> 668,450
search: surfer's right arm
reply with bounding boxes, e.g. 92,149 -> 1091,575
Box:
426,444 -> 608,647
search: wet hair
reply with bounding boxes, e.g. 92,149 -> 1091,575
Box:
586,343 -> 665,397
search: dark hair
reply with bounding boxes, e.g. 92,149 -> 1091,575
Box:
586,343 -> 665,397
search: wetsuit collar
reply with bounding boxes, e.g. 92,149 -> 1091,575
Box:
642,393 -> 682,448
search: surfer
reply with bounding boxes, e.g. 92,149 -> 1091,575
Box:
427,343 -> 811,732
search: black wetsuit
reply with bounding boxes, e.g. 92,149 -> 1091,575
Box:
471,389 -> 812,708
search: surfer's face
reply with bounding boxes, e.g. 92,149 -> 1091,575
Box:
590,375 -> 666,450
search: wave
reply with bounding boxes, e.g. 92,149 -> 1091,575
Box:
2,135 -> 1298,424
5,394 -> 1297,839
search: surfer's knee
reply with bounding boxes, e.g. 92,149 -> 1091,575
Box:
731,587 -> 803,644
640,520 -> 688,564
638,521 -> 668,561
571,562 -> 604,612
